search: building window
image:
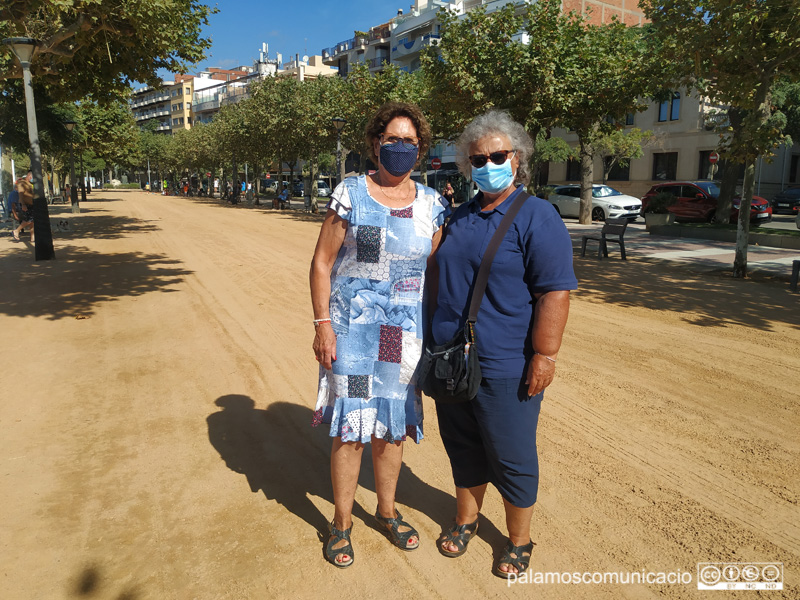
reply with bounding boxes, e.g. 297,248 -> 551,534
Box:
790,155 -> 799,183
652,152 -> 678,180
565,158 -> 581,181
172,118 -> 178,126
604,157 -> 630,181
606,113 -> 635,127
185,87 -> 191,95
658,92 -> 681,122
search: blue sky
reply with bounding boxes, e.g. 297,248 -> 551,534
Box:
181,0 -> 405,73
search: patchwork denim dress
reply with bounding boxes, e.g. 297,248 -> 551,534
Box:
313,175 -> 449,444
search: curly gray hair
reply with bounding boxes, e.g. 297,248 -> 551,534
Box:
455,110 -> 533,185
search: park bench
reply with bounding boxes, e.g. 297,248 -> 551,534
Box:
581,217 -> 628,260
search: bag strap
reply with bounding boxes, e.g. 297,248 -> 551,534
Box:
467,190 -> 530,324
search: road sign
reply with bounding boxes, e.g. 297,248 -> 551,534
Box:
709,152 -> 719,164
431,157 -> 442,170
206,172 -> 211,177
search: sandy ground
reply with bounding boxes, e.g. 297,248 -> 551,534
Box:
1,190 -> 798,600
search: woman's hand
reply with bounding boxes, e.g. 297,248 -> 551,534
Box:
526,353 -> 555,397
313,323 -> 337,370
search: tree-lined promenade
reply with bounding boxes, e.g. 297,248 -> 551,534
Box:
2,0 -> 800,275
2,188 -> 799,598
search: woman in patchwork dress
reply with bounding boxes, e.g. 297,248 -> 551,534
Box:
310,102 -> 449,568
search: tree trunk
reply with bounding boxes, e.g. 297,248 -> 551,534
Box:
578,137 -> 594,224
732,86 -> 771,278
716,158 -> 738,223
310,158 -> 320,213
715,108 -> 743,223
232,150 -> 238,201
733,160 -> 756,278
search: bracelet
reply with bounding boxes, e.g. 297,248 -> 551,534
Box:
313,318 -> 331,327
534,352 -> 556,363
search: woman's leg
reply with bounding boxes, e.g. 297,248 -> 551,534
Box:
371,437 -> 418,546
330,437 -> 364,562
497,499 -> 535,575
440,483 -> 487,553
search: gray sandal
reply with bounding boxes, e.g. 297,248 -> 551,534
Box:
493,539 -> 533,579
438,518 -> 479,558
325,522 -> 354,568
374,509 -> 420,551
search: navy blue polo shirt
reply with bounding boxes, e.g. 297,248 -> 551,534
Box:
431,186 -> 578,378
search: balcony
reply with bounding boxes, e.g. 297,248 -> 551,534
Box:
193,98 -> 220,113
368,56 -> 390,70
370,27 -> 391,42
392,1 -> 447,37
392,36 -> 422,58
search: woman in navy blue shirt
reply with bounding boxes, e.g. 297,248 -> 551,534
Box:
430,110 -> 577,578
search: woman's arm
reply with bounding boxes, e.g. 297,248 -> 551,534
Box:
310,209 -> 348,370
425,227 -> 444,319
526,290 -> 570,397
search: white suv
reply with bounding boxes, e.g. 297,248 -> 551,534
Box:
547,184 -> 641,221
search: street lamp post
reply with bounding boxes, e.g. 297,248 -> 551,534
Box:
64,120 -> 79,213
332,117 -> 347,186
3,37 -> 55,260
79,149 -> 86,203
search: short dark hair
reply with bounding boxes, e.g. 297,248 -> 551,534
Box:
364,102 -> 431,166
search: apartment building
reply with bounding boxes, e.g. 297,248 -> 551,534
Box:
192,55 -> 337,126
550,90 -> 800,199
130,67 -> 253,134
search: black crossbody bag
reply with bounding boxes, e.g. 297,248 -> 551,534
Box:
419,191 -> 529,404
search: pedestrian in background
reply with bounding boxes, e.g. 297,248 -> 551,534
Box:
12,171 -> 34,242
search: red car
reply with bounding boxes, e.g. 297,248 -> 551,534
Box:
641,181 -> 772,225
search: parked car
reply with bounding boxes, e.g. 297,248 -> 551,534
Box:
315,180 -> 332,197
292,180 -> 332,197
260,179 -> 277,193
547,184 -> 642,221
641,181 -> 772,224
770,186 -> 800,214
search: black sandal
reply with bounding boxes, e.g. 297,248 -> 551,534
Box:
374,509 -> 420,551
493,539 -> 533,579
325,522 -> 354,568
438,518 -> 479,558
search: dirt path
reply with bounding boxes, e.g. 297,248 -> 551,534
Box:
1,190 -> 797,599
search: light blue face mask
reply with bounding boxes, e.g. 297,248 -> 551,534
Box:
471,161 -> 515,194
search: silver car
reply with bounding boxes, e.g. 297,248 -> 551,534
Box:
547,184 -> 641,221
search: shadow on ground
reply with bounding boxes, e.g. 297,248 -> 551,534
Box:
69,565 -> 139,599
45,204 -> 161,240
0,245 -> 192,320
206,396 -> 506,549
572,255 -> 800,331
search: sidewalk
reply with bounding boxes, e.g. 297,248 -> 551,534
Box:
565,220 -> 800,280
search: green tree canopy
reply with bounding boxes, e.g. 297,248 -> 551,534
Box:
1,0 -> 216,102
641,0 -> 800,276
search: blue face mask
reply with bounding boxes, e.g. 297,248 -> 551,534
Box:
380,141 -> 419,176
471,161 -> 515,194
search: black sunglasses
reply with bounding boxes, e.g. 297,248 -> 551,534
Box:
468,150 -> 516,169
